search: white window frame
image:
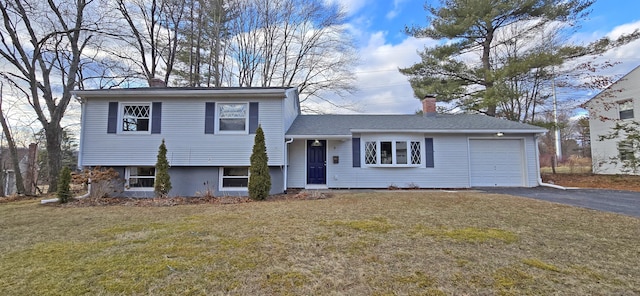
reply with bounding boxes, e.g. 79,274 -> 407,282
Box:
219,167 -> 250,191
124,166 -> 155,191
119,102 -> 152,134
618,100 -> 634,120
216,102 -> 249,134
363,140 -> 422,167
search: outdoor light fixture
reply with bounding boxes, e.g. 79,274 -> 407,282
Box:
496,132 -> 504,137
312,139 -> 322,146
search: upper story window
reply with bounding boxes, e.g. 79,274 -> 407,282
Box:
122,103 -> 150,132
364,140 -> 422,166
218,103 -> 248,132
619,100 -> 634,120
125,166 -> 155,191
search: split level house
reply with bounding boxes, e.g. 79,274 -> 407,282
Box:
584,65 -> 640,175
74,87 -> 547,197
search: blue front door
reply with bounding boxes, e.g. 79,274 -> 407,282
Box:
307,140 -> 326,184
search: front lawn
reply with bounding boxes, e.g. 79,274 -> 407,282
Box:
1,192 -> 638,295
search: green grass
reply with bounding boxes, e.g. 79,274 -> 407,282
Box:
1,191 -> 639,295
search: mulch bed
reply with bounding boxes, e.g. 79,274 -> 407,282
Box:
41,189 -> 334,207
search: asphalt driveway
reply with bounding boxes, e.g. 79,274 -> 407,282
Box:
479,187 -> 640,218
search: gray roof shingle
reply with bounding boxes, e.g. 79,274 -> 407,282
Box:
286,114 -> 546,136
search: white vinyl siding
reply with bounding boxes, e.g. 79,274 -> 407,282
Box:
80,97 -> 285,167
287,134 -> 539,189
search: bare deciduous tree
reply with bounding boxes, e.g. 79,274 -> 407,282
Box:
225,0 -> 358,110
0,0 -> 99,192
114,0 -> 186,84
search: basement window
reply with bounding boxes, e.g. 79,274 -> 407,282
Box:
220,167 -> 249,190
125,167 -> 155,190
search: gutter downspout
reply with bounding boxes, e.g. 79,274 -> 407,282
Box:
535,134 -> 566,190
283,138 -> 294,193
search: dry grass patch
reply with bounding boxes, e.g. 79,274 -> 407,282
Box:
1,192 -> 639,295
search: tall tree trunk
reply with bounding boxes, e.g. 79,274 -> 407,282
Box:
45,124 -> 62,193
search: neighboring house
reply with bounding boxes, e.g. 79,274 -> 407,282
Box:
584,65 -> 640,175
74,87 -> 546,197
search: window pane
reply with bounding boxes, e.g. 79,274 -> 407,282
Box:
131,167 -> 155,177
122,105 -> 150,131
223,167 -> 248,177
222,178 -> 249,188
619,141 -> 635,161
220,118 -> 246,131
381,141 -> 392,164
365,142 -> 377,164
129,177 -> 154,188
411,142 -> 421,164
219,104 -> 247,131
619,101 -> 634,120
219,104 -> 247,118
396,141 -> 407,164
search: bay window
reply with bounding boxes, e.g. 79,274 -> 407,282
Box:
364,140 -> 421,166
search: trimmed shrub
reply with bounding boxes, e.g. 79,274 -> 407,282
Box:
57,166 -> 72,203
154,139 -> 172,197
249,125 -> 271,200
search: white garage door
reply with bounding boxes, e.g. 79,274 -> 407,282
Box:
469,139 -> 524,187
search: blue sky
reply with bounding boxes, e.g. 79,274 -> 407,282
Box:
320,0 -> 640,115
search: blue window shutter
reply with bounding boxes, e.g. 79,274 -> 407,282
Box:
107,102 -> 118,133
151,102 -> 161,134
205,102 -> 215,134
425,138 -> 434,168
352,138 -> 361,167
249,102 -> 259,133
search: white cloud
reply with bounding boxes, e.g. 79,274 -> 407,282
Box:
323,0 -> 367,16
386,0 -> 409,20
345,32 -> 437,114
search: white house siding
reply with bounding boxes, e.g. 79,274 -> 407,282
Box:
287,133 -> 540,189
585,66 -> 640,175
80,97 -> 285,167
286,139 -> 307,188
283,88 -> 300,132
587,81 -> 639,174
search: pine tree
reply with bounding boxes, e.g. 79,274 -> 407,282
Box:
154,139 -> 172,197
56,166 -> 72,203
249,125 -> 271,200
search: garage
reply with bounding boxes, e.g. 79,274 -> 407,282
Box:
469,139 -> 525,187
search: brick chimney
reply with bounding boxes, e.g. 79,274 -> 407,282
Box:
148,78 -> 166,87
421,95 -> 437,116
